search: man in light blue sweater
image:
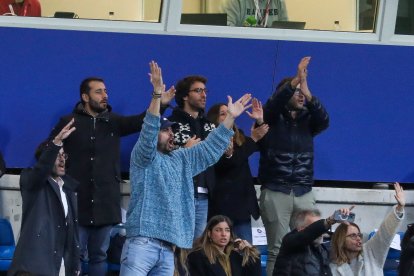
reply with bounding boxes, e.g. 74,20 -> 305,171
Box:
120,61 -> 253,276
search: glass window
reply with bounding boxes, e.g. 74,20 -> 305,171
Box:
181,0 -> 379,32
395,0 -> 414,35
0,0 -> 163,22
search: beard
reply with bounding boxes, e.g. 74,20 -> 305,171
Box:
89,98 -> 107,114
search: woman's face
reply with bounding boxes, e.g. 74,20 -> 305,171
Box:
209,221 -> 231,251
218,105 -> 228,124
344,225 -> 363,253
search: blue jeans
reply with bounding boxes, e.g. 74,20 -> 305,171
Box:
79,225 -> 112,276
120,236 -> 174,276
194,194 -> 208,241
233,219 -> 253,243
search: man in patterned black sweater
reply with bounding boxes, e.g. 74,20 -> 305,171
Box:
168,75 -> 216,240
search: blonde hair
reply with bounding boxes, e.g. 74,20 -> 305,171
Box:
330,222 -> 362,265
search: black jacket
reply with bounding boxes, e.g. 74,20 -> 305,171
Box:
399,227 -> 414,276
188,249 -> 261,276
9,143 -> 80,276
0,150 -> 5,177
258,83 -> 329,195
211,135 -> 260,221
48,103 -> 144,226
273,219 -> 332,276
168,108 -> 216,197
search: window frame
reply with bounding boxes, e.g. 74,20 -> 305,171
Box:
0,0 -> 412,46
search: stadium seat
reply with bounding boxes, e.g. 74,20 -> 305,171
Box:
0,218 -> 15,272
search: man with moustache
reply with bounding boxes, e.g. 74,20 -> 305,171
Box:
48,77 -> 175,275
168,75 -> 217,240
273,207 -> 352,276
9,120 -> 79,276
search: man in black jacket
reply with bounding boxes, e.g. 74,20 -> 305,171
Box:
258,57 -> 329,275
168,75 -> 216,240
9,120 -> 79,276
273,208 -> 351,276
48,77 -> 175,275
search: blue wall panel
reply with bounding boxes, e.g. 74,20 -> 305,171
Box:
0,26 -> 413,182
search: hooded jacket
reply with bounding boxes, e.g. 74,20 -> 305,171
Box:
48,102 -> 144,226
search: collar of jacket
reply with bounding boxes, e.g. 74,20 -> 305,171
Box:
73,101 -> 111,120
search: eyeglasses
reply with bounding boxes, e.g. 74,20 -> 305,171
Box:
346,233 -> 363,240
189,88 -> 208,94
58,153 -> 68,160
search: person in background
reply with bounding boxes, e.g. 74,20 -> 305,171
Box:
221,0 -> 288,27
47,75 -> 175,275
188,215 -> 261,276
120,61 -> 252,275
0,150 -> 5,178
258,56 -> 329,275
399,222 -> 414,276
273,207 -> 353,276
9,120 -> 80,276
206,99 -> 268,242
0,0 -> 41,16
168,75 -> 216,240
330,182 -> 405,276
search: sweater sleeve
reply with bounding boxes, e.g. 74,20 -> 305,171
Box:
130,111 -> 159,168
180,124 -> 234,177
364,205 -> 404,267
222,0 -> 242,26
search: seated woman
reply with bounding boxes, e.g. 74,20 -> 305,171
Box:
188,215 -> 261,276
206,99 -> 268,242
330,182 -> 405,276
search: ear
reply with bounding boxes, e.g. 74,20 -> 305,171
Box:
81,93 -> 89,103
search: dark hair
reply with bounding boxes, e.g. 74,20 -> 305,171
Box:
175,75 -> 207,108
275,77 -> 293,93
207,103 -> 245,146
399,223 -> 414,276
34,141 -> 50,161
79,77 -> 105,103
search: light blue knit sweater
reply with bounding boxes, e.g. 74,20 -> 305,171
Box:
125,111 -> 233,249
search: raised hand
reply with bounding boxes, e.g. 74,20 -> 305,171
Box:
394,182 -> 405,210
246,98 -> 264,124
148,61 -> 164,94
161,85 -> 176,106
53,118 -> 76,146
227,93 -> 252,119
251,123 -> 269,142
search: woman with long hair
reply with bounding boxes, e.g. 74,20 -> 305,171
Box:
188,215 -> 261,276
329,183 -> 405,276
206,99 -> 268,242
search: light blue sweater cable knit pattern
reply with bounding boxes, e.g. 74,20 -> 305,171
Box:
125,111 -> 233,249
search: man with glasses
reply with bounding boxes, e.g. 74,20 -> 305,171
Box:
273,207 -> 353,276
168,75 -> 216,240
330,183 -> 405,275
9,120 -> 80,276
258,56 -> 330,275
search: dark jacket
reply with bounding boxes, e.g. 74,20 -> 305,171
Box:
273,219 -> 332,276
0,150 -> 5,177
258,83 -> 329,195
399,226 -> 414,276
211,135 -> 260,221
188,248 -> 261,276
48,102 -> 144,226
168,108 -> 216,197
9,143 -> 80,276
